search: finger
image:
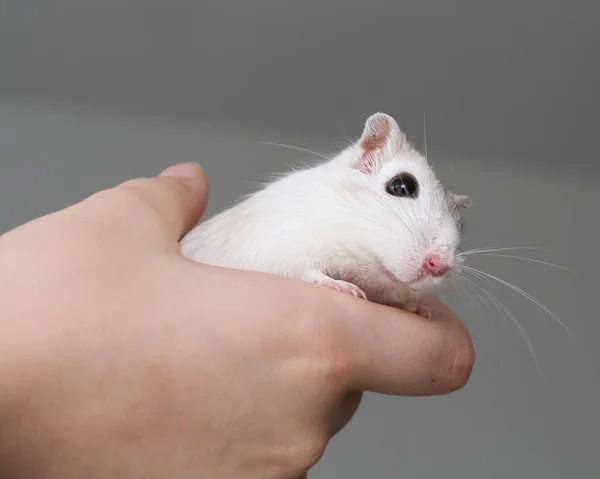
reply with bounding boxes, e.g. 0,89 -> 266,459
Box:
330,391 -> 363,437
85,163 -> 208,242
155,163 -> 209,238
340,298 -> 475,397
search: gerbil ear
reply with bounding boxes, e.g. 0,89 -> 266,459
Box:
452,194 -> 472,214
352,112 -> 406,174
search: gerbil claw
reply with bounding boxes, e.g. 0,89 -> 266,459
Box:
312,276 -> 368,300
405,303 -> 433,320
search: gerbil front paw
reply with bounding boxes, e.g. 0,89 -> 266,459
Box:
405,303 -> 433,320
325,280 -> 367,300
311,275 -> 367,300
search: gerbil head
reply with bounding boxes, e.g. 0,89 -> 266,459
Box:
331,112 -> 471,296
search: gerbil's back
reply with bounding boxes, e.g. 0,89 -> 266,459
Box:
180,165 -> 338,276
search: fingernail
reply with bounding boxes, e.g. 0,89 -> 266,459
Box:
158,162 -> 203,178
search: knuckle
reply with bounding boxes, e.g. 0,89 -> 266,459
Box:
285,433 -> 328,474
94,179 -> 178,230
116,177 -> 194,231
116,176 -> 190,209
301,307 -> 355,387
300,436 -> 328,469
74,186 -> 164,244
113,179 -> 158,210
315,349 -> 351,386
85,183 -> 150,217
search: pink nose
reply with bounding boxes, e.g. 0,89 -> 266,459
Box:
423,253 -> 449,277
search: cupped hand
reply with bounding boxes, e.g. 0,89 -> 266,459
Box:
0,163 -> 474,479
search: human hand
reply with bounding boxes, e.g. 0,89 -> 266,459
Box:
0,163 -> 474,479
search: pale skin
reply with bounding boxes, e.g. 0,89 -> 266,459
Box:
0,162 -> 475,479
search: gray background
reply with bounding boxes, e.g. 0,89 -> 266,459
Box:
0,1 -> 598,478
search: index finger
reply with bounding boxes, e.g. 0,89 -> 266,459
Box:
339,298 -> 475,396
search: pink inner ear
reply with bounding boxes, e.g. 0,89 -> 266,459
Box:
353,113 -> 405,174
354,118 -> 391,174
361,128 -> 389,153
360,116 -> 390,152
355,152 -> 377,174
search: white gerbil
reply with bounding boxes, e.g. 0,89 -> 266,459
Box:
180,112 -> 471,318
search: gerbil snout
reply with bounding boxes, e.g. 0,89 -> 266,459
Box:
422,253 -> 449,277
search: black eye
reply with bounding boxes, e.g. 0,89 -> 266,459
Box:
386,173 -> 419,198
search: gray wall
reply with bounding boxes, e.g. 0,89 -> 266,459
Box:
1,2 -> 598,478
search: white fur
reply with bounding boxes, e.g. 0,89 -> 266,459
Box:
180,113 -> 469,308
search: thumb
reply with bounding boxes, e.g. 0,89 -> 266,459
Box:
110,162 -> 208,241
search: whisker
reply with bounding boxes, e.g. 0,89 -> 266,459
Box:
336,189 -> 398,234
473,254 -> 571,272
422,110 -> 434,230
269,207 -> 391,231
462,266 -> 573,339
423,108 -> 428,163
453,276 -> 491,325
443,276 -> 470,308
459,278 -> 491,316
460,273 -> 506,328
461,246 -> 550,255
368,193 -> 415,236
257,141 -> 330,161
462,273 -> 543,379
453,275 -> 509,373
337,127 -> 354,148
